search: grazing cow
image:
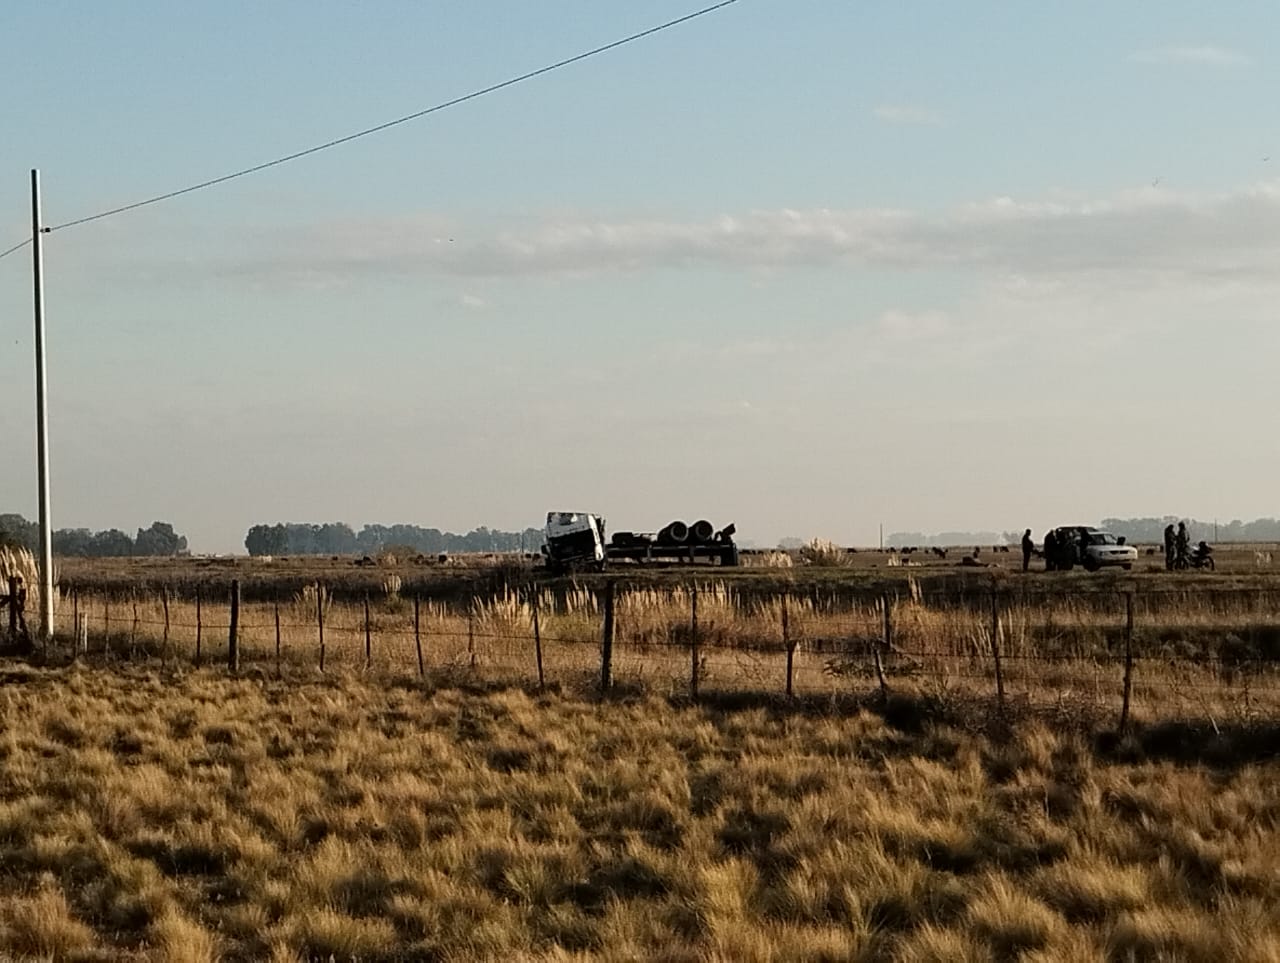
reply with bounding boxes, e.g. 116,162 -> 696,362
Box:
931,546 -> 948,559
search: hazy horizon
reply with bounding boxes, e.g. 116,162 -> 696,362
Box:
4,2 -> 1278,555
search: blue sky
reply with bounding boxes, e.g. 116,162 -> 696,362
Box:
2,1 -> 1278,552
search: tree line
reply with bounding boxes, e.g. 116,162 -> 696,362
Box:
244,522 -> 545,557
0,514 -> 188,557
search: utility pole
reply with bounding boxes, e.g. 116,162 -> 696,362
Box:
30,170 -> 54,642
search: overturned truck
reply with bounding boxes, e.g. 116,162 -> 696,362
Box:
542,512 -> 739,576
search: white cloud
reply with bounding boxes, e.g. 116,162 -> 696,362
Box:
240,180 -> 1280,288
1129,45 -> 1251,66
876,309 -> 950,341
873,104 -> 944,126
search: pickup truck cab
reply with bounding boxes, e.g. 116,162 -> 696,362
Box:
1046,526 -> 1137,572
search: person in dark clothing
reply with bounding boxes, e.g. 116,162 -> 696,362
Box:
1043,529 -> 1056,571
1021,529 -> 1034,572
1175,522 -> 1190,567
1164,524 -> 1176,571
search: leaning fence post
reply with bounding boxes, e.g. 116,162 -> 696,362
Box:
783,594 -> 794,696
228,579 -> 240,673
690,581 -> 700,699
161,586 -> 171,666
600,581 -> 615,691
531,586 -> 545,688
363,593 -> 372,670
1120,590 -> 1135,732
274,602 -> 282,678
195,588 -> 203,666
413,596 -> 424,678
991,589 -> 1005,710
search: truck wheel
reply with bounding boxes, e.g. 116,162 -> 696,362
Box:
1121,563 -> 1132,571
1084,558 -> 1099,572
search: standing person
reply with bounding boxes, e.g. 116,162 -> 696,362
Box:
1043,529 -> 1056,571
1164,524 -> 1176,571
1021,529 -> 1034,572
1175,521 -> 1190,568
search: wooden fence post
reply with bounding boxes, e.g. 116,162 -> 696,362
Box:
76,613 -> 87,657
317,585 -> 326,672
783,594 -> 794,697
1119,591 -> 1135,732
531,587 -> 545,688
195,589 -> 202,666
130,599 -> 139,653
72,587 -> 79,645
600,581 -> 615,692
228,579 -> 240,673
991,589 -> 1005,710
468,604 -> 476,670
161,586 -> 170,666
363,594 -> 372,670
274,602 -> 282,679
414,596 -> 424,678
7,576 -> 17,641
104,598 -> 110,658
877,592 -> 892,699
690,581 -> 700,699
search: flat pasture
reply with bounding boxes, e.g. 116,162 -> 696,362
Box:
1,668 -> 1278,961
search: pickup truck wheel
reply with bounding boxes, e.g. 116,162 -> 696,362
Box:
1084,558 -> 1100,572
1121,563 -> 1132,571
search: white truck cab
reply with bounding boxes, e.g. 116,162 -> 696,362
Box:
542,512 -> 606,575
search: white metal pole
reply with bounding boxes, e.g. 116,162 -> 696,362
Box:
30,170 -> 54,642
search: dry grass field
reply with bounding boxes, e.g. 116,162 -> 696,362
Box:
1,665 -> 1279,961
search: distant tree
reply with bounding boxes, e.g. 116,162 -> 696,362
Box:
90,529 -> 134,557
245,524 -> 289,556
52,528 -> 95,556
135,521 -> 186,557
0,514 -> 37,551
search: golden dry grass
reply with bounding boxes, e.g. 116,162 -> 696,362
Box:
0,665 -> 1278,960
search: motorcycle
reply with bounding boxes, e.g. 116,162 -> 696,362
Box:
1173,546 -> 1215,571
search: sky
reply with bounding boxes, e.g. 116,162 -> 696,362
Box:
1,1 -> 1278,554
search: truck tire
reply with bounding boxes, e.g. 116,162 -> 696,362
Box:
1084,557 -> 1100,572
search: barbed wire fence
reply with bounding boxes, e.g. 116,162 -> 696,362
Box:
22,577 -> 1280,731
